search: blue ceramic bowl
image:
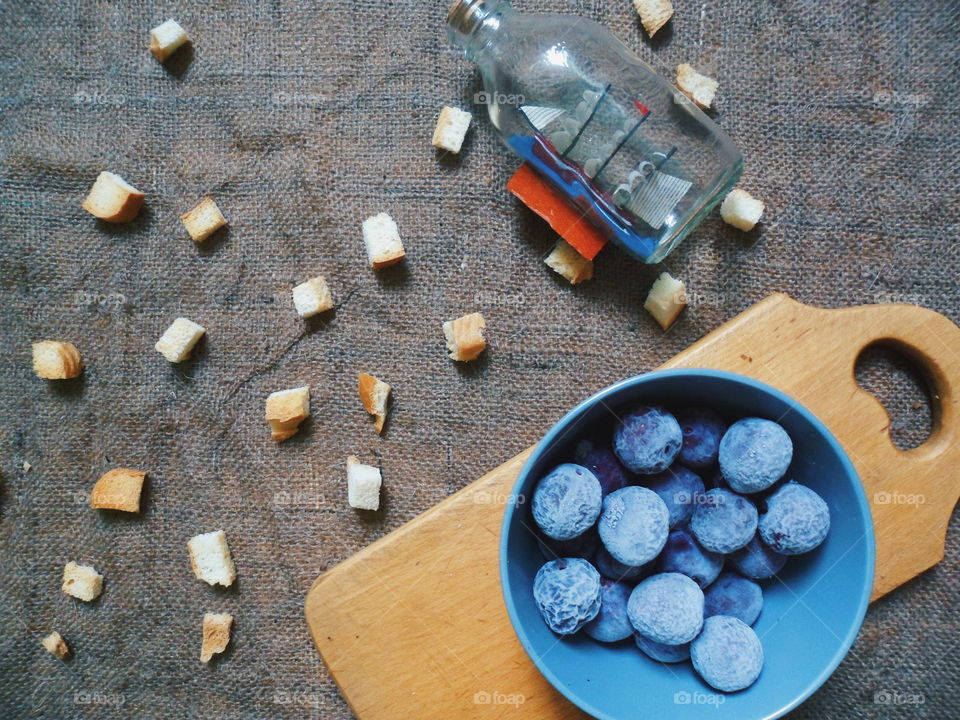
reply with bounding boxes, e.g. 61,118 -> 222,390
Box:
500,369 -> 874,720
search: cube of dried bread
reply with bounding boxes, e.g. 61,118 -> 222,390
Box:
181,196 -> 227,242
358,373 -> 391,433
155,317 -> 206,363
544,239 -> 594,284
633,0 -> 673,37
644,272 -> 686,330
265,386 -> 311,442
90,468 -> 146,513
187,530 -> 236,587
82,172 -> 145,223
443,312 -> 487,361
720,188 -> 765,231
432,106 -> 473,153
362,213 -> 406,269
149,19 -> 190,62
292,276 -> 334,318
200,612 -> 233,663
676,64 -> 718,110
41,631 -> 71,660
347,456 -> 382,511
62,562 -> 103,602
32,341 -> 83,380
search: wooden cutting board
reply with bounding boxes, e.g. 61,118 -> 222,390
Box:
305,294 -> 960,719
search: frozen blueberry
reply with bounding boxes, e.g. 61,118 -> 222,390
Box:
657,526 -> 724,588
598,486 -> 669,567
533,558 -> 602,635
574,440 -> 632,496
759,481 -> 830,554
635,634 -> 690,663
537,528 -> 598,563
675,407 -> 727,469
689,488 -> 758,554
532,463 -> 603,541
691,615 -> 764,692
592,545 -> 651,582
728,532 -> 787,579
642,465 -> 705,528
627,572 -> 704,646
583,578 -> 634,642
613,405 -> 682,475
719,417 -> 793,494
703,571 -> 763,626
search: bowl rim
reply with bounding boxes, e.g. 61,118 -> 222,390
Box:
499,368 -> 876,720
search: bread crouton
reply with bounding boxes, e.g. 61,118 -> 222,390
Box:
90,468 -> 146,513
443,312 -> 486,361
181,197 -> 227,242
292,276 -> 334,318
187,530 -> 236,587
62,562 -> 103,602
149,19 -> 190,63
82,172 -> 144,223
633,0 -> 673,37
432,106 -> 473,153
265,386 -> 311,442
544,239 -> 594,284
32,341 -> 83,379
200,612 -> 233,663
347,456 -> 382,511
41,631 -> 71,660
644,272 -> 686,330
720,188 -> 765,231
155,317 -> 206,363
676,64 -> 718,110
362,213 -> 406,269
358,373 -> 391,433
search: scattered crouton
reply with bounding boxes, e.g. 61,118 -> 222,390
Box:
644,272 -> 686,330
362,213 -> 406,269
149,19 -> 190,63
187,530 -> 236,587
23,461 -> 32,472
676,64 -> 718,110
90,468 -> 146,513
155,317 -> 206,363
62,562 -> 103,602
347,456 -> 382,511
200,613 -> 233,663
633,0 -> 673,37
292,276 -> 334,318
720,188 -> 765,231
358,373 -> 391,433
181,197 -> 227,242
265,386 -> 311,442
544,239 -> 594,284
443,312 -> 487,361
82,172 -> 145,223
41,631 -> 71,660
432,106 -> 473,154
32,341 -> 83,380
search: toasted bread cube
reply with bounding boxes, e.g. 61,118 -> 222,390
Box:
347,456 -> 382,511
362,213 -> 406,269
149,19 -> 190,63
265,386 -> 311,442
544,239 -> 594,285
32,341 -> 83,379
644,272 -> 686,330
41,631 -> 71,660
181,197 -> 227,242
187,530 -> 236,587
432,106 -> 473,154
82,172 -> 144,223
443,312 -> 486,362
292,276 -> 334,318
200,612 -> 233,663
358,373 -> 391,433
90,468 -> 146,513
676,64 -> 718,110
720,188 -> 765,231
633,0 -> 673,37
155,317 -> 206,363
62,562 -> 103,602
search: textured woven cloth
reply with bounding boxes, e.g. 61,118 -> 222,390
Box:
1,0 -> 957,718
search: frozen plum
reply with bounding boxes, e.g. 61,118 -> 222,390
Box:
598,486 -> 669,567
613,405 -> 682,474
533,558 -> 602,634
657,526 -> 724,588
719,417 -> 793,494
574,440 -> 632,496
532,463 -> 603,541
728,532 -> 787,579
642,465 -> 705,528
759,481 -> 830,554
689,488 -> 758,554
691,615 -> 764,692
583,578 -> 634,642
675,407 -> 727,469
635,634 -> 690,663
627,572 -> 704,646
703,571 -> 763,626
592,545 -> 651,582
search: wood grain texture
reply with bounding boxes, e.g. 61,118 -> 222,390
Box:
305,294 -> 960,719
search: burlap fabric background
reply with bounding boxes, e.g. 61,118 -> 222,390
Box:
1,0 -> 957,717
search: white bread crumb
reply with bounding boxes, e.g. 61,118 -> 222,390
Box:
347,456 -> 382,511
82,172 -> 144,223
200,612 -> 233,663
23,461 -> 32,472
644,272 -> 687,330
187,530 -> 236,587
358,373 -> 391,434
155,317 -> 206,363
265,386 -> 311,442
443,312 -> 487,361
544,239 -> 594,284
32,341 -> 83,379
149,19 -> 190,63
62,562 -> 103,602
90,468 -> 145,513
41,631 -> 71,660
633,0 -> 673,37
676,64 -> 718,109
432,106 -> 472,154
362,213 -> 406,270
720,188 -> 765,231
292,276 -> 334,318
181,196 -> 227,242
